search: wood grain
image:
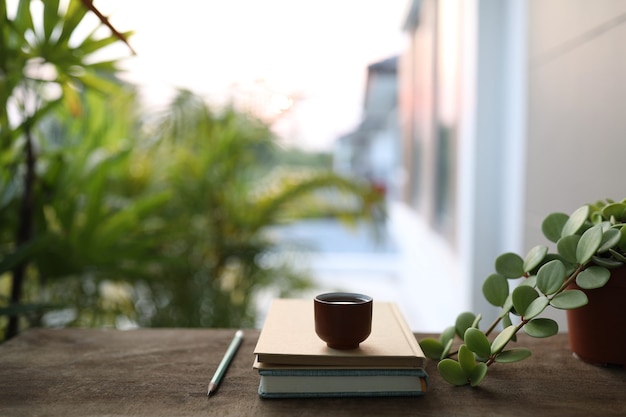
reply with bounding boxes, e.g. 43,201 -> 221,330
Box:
0,328 -> 624,416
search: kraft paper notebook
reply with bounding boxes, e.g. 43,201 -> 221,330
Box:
253,298 -> 425,368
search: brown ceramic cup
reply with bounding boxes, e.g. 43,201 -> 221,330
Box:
314,292 -> 373,349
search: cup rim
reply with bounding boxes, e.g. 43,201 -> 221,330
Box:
314,292 -> 372,305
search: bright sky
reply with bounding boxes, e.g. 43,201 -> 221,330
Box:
101,0 -> 410,150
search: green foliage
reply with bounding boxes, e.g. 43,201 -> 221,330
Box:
576,266 -> 611,289
455,312 -> 477,339
420,337 -> 445,360
494,348 -> 531,363
419,325 -> 456,361
1,0 -> 128,141
438,358 -> 469,386
523,318 -> 558,338
0,2 -> 385,337
420,198 -> 626,386
561,206 -> 589,237
464,328 -> 490,359
511,285 -> 539,317
536,260 -> 566,295
438,344 -> 488,387
541,213 -> 569,243
458,344 -> 477,375
0,87 -> 384,333
576,226 -> 603,264
0,0 -> 134,338
524,296 -> 549,319
490,325 -> 517,355
523,245 -> 548,273
550,290 -> 587,310
495,253 -> 525,278
557,235 -> 580,264
482,274 -> 509,307
468,363 -> 488,387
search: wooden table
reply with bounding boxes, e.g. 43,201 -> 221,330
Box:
0,328 -> 624,416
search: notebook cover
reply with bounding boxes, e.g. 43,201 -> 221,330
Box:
253,299 -> 425,368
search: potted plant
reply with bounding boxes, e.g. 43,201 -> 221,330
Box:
419,198 -> 626,386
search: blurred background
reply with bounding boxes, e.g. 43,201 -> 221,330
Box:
2,0 -> 626,340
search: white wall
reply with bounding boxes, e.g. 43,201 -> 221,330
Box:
523,0 -> 626,329
525,0 -> 626,246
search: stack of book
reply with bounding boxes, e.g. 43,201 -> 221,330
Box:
253,298 -> 428,398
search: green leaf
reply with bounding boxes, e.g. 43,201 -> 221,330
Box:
524,318 -> 559,338
557,234 -> 580,264
518,275 -> 537,288
455,312 -> 476,340
61,82 -> 82,116
76,71 -> 121,94
495,348 -> 532,363
495,253 -> 525,278
602,202 -> 626,221
590,255 -> 623,269
15,0 -> 34,33
0,235 -> 55,275
542,212 -> 569,242
499,294 -> 514,318
619,225 -> 626,250
441,338 -> 453,361
576,225 -> 603,264
464,328 -> 491,359
482,273 -> 509,307
502,312 -> 512,327
523,245 -> 549,273
536,259 -> 567,295
598,228 -> 622,253
524,296 -> 549,319
590,211 -> 604,225
59,0 -> 89,44
43,0 -> 61,40
576,266 -> 611,289
550,290 -> 588,310
609,248 -> 626,263
458,344 -> 476,375
512,285 -> 539,317
79,31 -> 134,55
469,362 -> 488,387
440,326 -> 456,346
562,205 -> 590,237
471,313 -> 482,329
501,314 -> 517,342
438,359 -> 468,386
491,325 -> 517,355
419,338 -> 445,360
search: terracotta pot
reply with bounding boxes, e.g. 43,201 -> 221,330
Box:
566,266 -> 626,367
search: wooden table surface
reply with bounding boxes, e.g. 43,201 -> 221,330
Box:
0,328 -> 624,416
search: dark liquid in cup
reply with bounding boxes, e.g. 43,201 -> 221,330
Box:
316,294 -> 371,304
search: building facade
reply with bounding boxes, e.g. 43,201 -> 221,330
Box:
395,0 -> 626,330
334,56 -> 402,200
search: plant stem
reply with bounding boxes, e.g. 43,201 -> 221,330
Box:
484,314 -> 503,337
7,126 -> 36,340
558,264 -> 586,293
483,264 -> 588,368
485,317 -> 528,366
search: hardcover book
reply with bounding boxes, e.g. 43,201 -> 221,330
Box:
254,359 -> 428,398
253,299 -> 425,368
